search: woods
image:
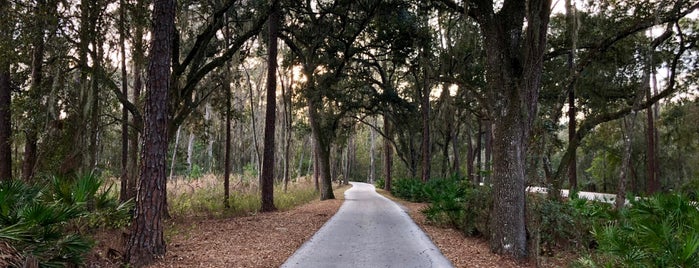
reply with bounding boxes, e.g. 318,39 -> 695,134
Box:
0,0 -> 698,266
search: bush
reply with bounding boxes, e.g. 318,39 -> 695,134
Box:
374,178 -> 385,190
391,178 -> 428,202
422,178 -> 467,229
528,195 -> 611,257
0,175 -> 131,267
461,184 -> 492,237
591,194 -> 699,267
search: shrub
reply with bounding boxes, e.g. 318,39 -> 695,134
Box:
528,195 -> 611,257
391,178 -> 428,202
591,194 -> 699,267
422,178 -> 467,229
462,184 -> 492,237
374,178 -> 385,190
0,175 -> 131,267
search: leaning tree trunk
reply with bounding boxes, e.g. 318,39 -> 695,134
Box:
126,0 -> 175,264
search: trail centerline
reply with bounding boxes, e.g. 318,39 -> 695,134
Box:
282,182 -> 453,268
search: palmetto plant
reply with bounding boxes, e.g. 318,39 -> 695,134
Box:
0,174 -> 132,267
592,194 -> 699,267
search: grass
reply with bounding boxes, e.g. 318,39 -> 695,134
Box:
168,174 -> 332,218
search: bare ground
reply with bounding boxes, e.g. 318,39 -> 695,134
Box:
88,184 -> 572,267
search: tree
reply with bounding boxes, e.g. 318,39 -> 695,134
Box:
260,1 -> 279,212
383,116 -> 393,191
125,0 -> 175,264
437,0 -> 552,258
281,0 -> 385,200
543,0 -> 698,187
119,0 -> 130,203
0,0 -> 13,182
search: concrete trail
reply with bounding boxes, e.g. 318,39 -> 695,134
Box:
282,182 -> 453,268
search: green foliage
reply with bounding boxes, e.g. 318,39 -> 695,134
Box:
0,175 -> 128,267
528,195 -> 612,256
189,164 -> 203,179
391,178 -> 428,202
422,177 -> 467,229
374,178 -> 385,190
591,194 -> 699,267
461,184 -> 492,237
391,176 -> 493,237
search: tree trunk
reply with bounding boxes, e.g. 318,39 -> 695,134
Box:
260,5 -> 279,212
471,0 -> 551,259
126,0 -> 175,264
126,0 -> 146,202
312,138 -> 319,191
119,0 -> 129,202
280,67 -> 292,191
169,126 -> 181,180
483,120 -> 492,183
616,117 -> 634,209
452,122 -> 461,178
224,69 -> 231,209
22,0 -> 48,181
369,117 -> 376,184
383,115 -> 393,192
421,66 -> 431,182
307,94 -> 335,200
566,0 -> 579,192
186,131 -> 195,174
0,62 -> 10,181
475,119 -> 482,183
244,67 -> 261,176
223,14 -> 232,209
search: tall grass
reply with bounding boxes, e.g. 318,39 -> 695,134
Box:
168,174 -> 320,218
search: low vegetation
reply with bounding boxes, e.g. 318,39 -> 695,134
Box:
384,177 -> 699,267
168,175 -> 320,218
0,174 -> 131,267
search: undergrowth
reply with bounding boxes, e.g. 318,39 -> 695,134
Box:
168,175 -> 319,217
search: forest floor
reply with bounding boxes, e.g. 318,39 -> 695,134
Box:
87,183 -> 574,268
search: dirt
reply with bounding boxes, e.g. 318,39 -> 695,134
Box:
88,184 -> 573,268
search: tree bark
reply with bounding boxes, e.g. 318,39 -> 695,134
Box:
126,0 -> 146,202
186,130 -> 194,174
0,0 -> 12,182
0,62 -> 10,181
22,0 -> 48,182
470,0 -> 552,259
224,71 -> 231,208
307,93 -> 335,200
383,115 -> 393,192
369,117 -> 376,184
119,0 -> 130,202
616,117 -> 634,209
260,4 -> 279,212
566,0 -> 578,192
421,65 -> 431,182
126,0 -> 175,264
169,126 -> 181,180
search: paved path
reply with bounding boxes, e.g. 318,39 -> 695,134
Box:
282,182 -> 453,268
